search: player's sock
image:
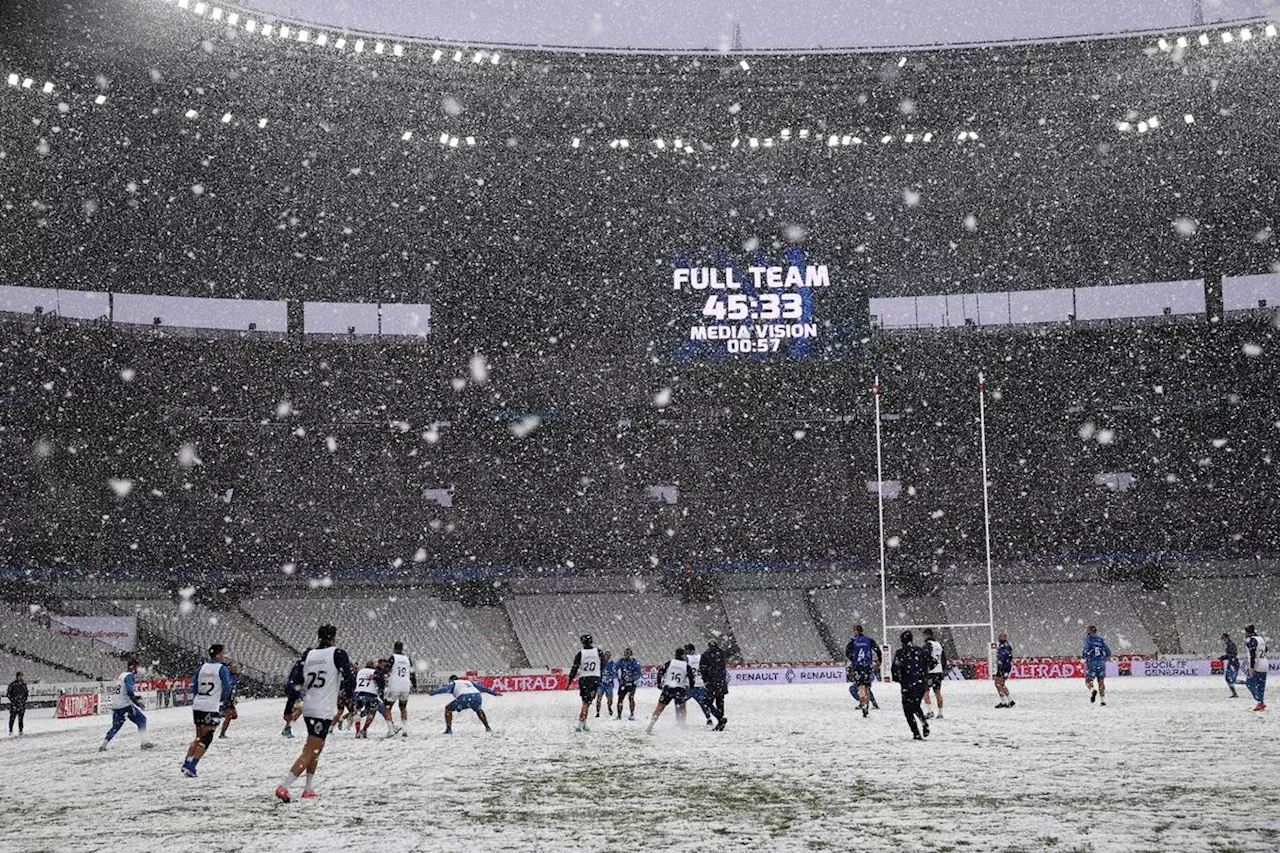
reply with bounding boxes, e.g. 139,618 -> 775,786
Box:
304,772 -> 315,792
99,740 -> 109,751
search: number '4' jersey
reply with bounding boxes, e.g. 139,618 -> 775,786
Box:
388,653 -> 412,693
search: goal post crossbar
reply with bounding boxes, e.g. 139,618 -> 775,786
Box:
885,622 -> 992,630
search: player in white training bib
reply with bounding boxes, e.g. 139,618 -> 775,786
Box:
385,641 -> 414,731
100,659 -> 153,751
182,644 -> 232,777
567,634 -> 603,732
645,648 -> 696,734
275,625 -> 355,803
431,675 -> 502,734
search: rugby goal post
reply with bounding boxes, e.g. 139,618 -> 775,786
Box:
873,370 -> 997,680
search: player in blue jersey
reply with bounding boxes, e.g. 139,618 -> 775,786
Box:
615,647 -> 642,720
994,632 -> 1015,708
432,675 -> 502,734
845,625 -> 879,718
1220,633 -> 1241,698
100,660 -> 154,751
183,644 -> 233,777
595,651 -> 617,719
1082,626 -> 1112,706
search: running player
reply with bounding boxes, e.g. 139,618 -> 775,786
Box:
385,641 -> 414,730
846,625 -> 877,718
1082,626 -> 1112,706
1220,633 -> 1240,699
1244,624 -> 1269,711
352,659 -> 398,739
921,627 -> 946,720
615,647 -> 641,720
276,625 -> 356,802
282,657 -> 305,738
890,631 -> 930,740
645,648 -> 698,734
182,644 -> 232,777
432,675 -> 502,734
994,632 -> 1015,707
567,634 -> 603,732
594,651 -> 616,719
683,643 -> 725,728
218,663 -> 240,739
100,659 -> 154,751
332,691 -> 356,732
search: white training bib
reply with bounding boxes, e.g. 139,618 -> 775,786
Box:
388,653 -> 412,693
927,640 -> 944,674
685,653 -> 703,687
578,647 -> 601,677
451,679 -> 480,696
662,659 -> 688,688
301,647 -> 341,719
110,671 -> 135,710
192,662 -> 224,713
355,667 -> 379,696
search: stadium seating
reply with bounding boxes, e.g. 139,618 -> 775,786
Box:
505,593 -> 723,669
0,649 -> 90,685
0,603 -> 123,680
720,590 -> 830,662
1167,574 -> 1280,656
241,594 -> 513,675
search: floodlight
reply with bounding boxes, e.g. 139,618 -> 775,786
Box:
827,135 -> 838,147
448,136 -> 459,148
1175,36 -> 1187,48
193,1 -> 206,14
297,30 -> 309,43
673,137 -> 683,148
748,137 -> 759,148
780,128 -> 792,138
261,24 -> 273,37
763,137 -> 774,147
257,117 -> 267,128
1240,28 -> 1252,41
1117,121 -> 1132,132
210,8 -> 222,21
453,50 -> 463,62
335,38 -> 346,49
922,132 -> 933,142
21,78 -> 32,89
6,73 -> 17,87
731,137 -> 740,148
840,134 -> 851,145
571,137 -> 581,148
374,42 -> 385,54
465,136 -> 475,146
739,59 -> 750,71
393,44 -> 404,56
1183,114 -> 1195,124
177,0 -> 188,8
401,130 -> 412,141
1220,31 -> 1233,43
245,19 -> 256,33
1148,116 -> 1159,129
316,33 -> 328,46
684,146 -> 693,154
1137,121 -> 1148,133
619,139 -> 630,148
904,133 -> 914,143
1157,38 -> 1169,51
798,129 -> 810,138
185,109 -> 198,119
852,136 -> 863,145
958,131 -> 967,141
897,56 -> 907,67
42,81 -> 53,94
221,111 -> 232,123
1198,33 -> 1210,45
354,39 -> 364,53
95,94 -> 107,104
969,131 -> 979,140
279,25 -> 291,39
439,132 -> 450,145
432,49 -> 442,63
491,52 -> 500,64
1267,24 -> 1277,38
881,134 -> 892,144
226,12 -> 238,25
654,138 -> 666,149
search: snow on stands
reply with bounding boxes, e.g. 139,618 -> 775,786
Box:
3,679 -> 1278,852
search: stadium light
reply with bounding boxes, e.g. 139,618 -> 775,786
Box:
968,131 -> 979,140
619,139 -> 630,148
354,39 -> 364,53
465,136 -> 475,146
193,1 -> 206,14
881,134 -> 892,144
654,138 -> 666,149
393,44 -> 404,56
1157,38 -> 1169,51
748,137 -> 759,148
42,81 -> 53,94
374,42 -> 385,54
185,109 -> 198,119
448,136 -> 459,148
1240,27 -> 1252,41
453,50 -> 463,62
571,137 -> 581,148
763,137 -> 774,147
210,7 -> 222,21
95,94 -> 107,105
245,19 -> 256,33
852,136 -> 863,145
780,128 -> 792,139
491,52 -> 501,64
1198,33 -> 1210,46
1175,36 -> 1187,48
221,111 -> 232,123
1137,120 -> 1148,133
472,51 -> 484,63
904,133 -> 914,143
279,25 -> 291,39
335,37 -> 346,49
1117,121 -> 1132,132
432,49 -> 442,62
1267,24 -> 1278,38
261,23 -> 273,38
1148,116 -> 1159,129
683,145 -> 693,154
739,59 -> 750,71
257,117 -> 267,128
316,33 -> 328,47
401,130 -> 412,141
922,131 -> 933,142
20,77 -> 31,88
5,73 -> 17,87
439,132 -> 450,145
674,137 -> 684,148
827,135 -> 838,147
731,137 -> 740,148
1184,113 -> 1195,124
897,56 -> 907,67
297,30 -> 310,42
1220,31 -> 1233,43
177,0 -> 188,7
226,12 -> 238,25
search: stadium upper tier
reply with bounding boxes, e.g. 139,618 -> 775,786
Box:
0,0 -> 1277,306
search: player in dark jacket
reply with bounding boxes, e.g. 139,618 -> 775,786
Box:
890,631 -> 931,740
699,639 -> 730,719
1220,633 -> 1241,698
7,672 -> 28,736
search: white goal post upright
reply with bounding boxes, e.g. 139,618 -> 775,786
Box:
874,368 -> 999,680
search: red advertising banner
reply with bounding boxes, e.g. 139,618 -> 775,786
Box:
473,673 -> 568,692
56,693 -> 99,719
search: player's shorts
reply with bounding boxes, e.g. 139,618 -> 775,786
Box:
304,716 -> 333,740
1085,664 -> 1106,680
995,666 -> 1012,678
578,676 -> 601,704
848,665 -> 873,687
384,690 -> 411,704
354,694 -> 381,714
448,693 -> 483,713
596,680 -> 614,697
618,683 -> 636,698
658,686 -> 687,706
193,710 -> 222,727
927,673 -> 944,691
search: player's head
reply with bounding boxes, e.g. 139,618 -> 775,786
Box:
126,658 -> 139,672
208,644 -> 225,660
448,675 -> 458,682
899,630 -> 913,645
853,624 -> 863,637
998,632 -> 1008,643
922,628 -> 935,640
675,647 -> 686,659
1086,626 -> 1096,636
603,650 -> 612,659
394,641 -> 404,654
684,643 -> 696,653
707,638 -> 719,649
624,647 -> 633,657
1222,633 -> 1231,641
580,634 -> 593,648
1245,624 -> 1256,636
13,671 -> 21,681
318,624 -> 337,646
365,659 -> 376,669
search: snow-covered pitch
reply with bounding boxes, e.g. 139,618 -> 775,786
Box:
4,678 -> 1277,852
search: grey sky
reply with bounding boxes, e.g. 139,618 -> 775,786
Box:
250,0 -> 1274,50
